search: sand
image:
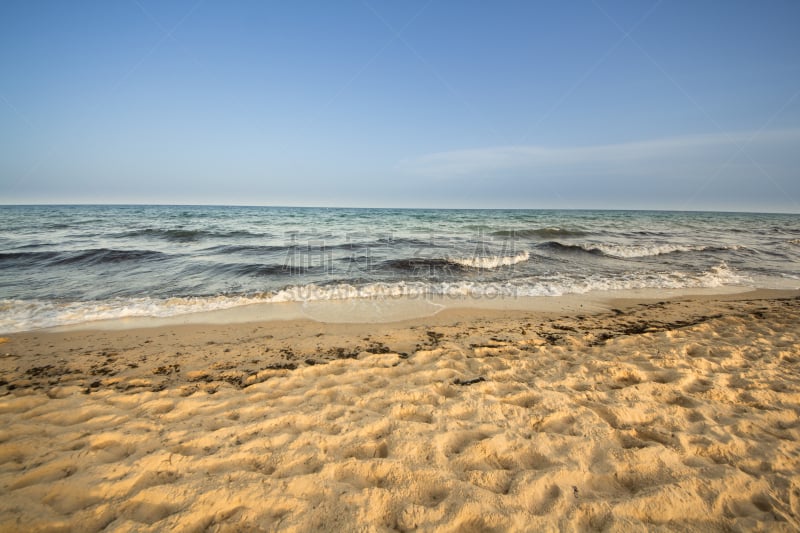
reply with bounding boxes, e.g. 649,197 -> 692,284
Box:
1,290 -> 799,531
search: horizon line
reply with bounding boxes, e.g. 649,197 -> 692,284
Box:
0,202 -> 797,216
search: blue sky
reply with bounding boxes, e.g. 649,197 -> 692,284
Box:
1,1 -> 799,211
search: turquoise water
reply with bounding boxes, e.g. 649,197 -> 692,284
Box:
1,205 -> 798,332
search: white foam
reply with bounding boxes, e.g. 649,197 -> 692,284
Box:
0,295 -> 268,334
447,250 -> 530,269
576,243 -> 744,258
514,262 -> 749,296
0,262 -> 755,333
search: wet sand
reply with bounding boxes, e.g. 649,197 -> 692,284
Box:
1,290 -> 799,531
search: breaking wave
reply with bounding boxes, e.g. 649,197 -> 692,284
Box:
0,262 -> 749,333
384,250 -> 530,271
447,250 -> 531,269
540,242 -> 746,258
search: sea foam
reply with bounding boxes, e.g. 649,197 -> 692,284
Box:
551,242 -> 746,258
0,262 -> 749,333
447,250 -> 530,269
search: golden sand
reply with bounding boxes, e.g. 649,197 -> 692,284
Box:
1,291 -> 799,531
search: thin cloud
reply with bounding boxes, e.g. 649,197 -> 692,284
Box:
398,129 -> 800,179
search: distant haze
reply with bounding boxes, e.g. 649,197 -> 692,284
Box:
1,1 -> 799,212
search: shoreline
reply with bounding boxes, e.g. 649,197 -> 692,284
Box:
3,288 -> 797,397
16,285 -> 783,335
1,289 -> 799,530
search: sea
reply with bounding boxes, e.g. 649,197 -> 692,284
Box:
1,205 -> 798,333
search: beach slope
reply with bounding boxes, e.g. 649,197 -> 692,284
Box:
1,291 -> 799,531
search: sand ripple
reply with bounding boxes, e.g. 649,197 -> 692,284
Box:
1,295 -> 799,531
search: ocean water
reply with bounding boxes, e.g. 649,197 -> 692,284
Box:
1,205 -> 798,333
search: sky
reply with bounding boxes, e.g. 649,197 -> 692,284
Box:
1,0 -> 799,212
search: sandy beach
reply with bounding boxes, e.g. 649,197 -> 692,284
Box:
1,289 -> 799,531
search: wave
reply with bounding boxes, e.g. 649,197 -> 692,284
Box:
203,241 -> 406,256
383,257 -> 464,272
51,249 -> 169,266
448,250 -> 530,269
374,236 -> 434,246
215,262 -> 751,302
583,243 -> 712,258
0,249 -> 168,266
540,242 -> 747,259
0,251 -> 61,264
490,228 -> 587,238
215,262 -> 312,276
41,222 -> 71,229
384,250 -> 529,272
0,262 -> 750,333
0,297 -> 248,334
201,244 -> 289,255
8,243 -> 57,250
115,228 -> 263,242
629,230 -> 672,237
539,242 -> 604,256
